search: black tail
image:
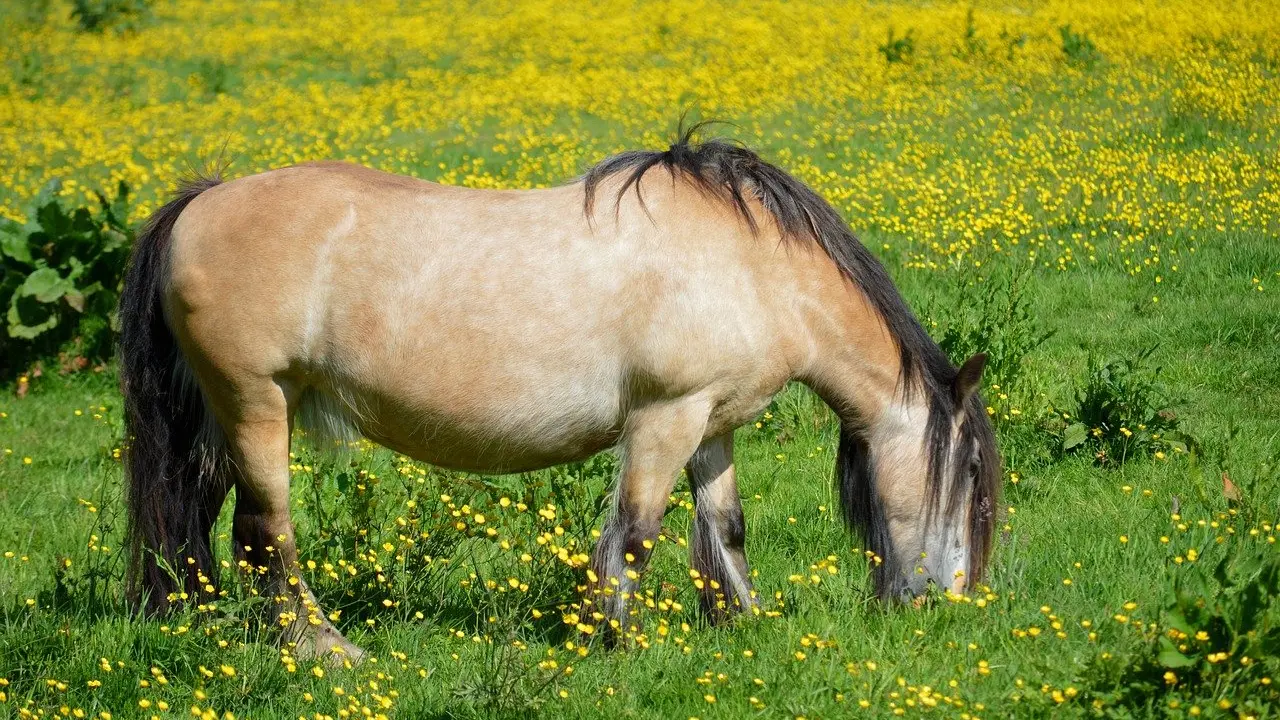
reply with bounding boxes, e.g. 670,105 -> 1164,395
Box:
118,174 -> 227,613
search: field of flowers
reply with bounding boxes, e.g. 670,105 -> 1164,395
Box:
2,0 -> 1280,718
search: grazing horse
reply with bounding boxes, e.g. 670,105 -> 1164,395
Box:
118,127 -> 999,660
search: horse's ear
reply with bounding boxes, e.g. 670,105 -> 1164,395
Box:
953,353 -> 987,407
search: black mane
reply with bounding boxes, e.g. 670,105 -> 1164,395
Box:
583,122 -> 955,397
582,123 -> 1000,595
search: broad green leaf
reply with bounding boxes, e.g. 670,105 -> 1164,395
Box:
0,217 -> 22,239
1165,608 -> 1192,635
64,256 -> 86,282
1157,637 -> 1196,668
17,267 -> 72,303
69,207 -> 96,235
0,226 -> 33,265
7,293 -> 59,339
34,178 -> 62,208
36,199 -> 71,237
1063,422 -> 1088,450
100,227 -> 128,251
1157,649 -> 1196,668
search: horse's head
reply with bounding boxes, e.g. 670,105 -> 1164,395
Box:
838,353 -> 1001,601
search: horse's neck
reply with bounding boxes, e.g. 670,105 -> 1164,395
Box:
794,280 -> 915,430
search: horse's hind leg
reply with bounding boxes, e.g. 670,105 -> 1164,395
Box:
688,433 -> 756,621
221,378 -> 363,664
588,399 -> 711,640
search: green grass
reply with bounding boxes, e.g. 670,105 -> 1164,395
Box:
2,6 -> 1280,717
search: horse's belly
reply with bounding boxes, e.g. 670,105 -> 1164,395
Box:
326,365 -> 626,474
363,417 -> 623,474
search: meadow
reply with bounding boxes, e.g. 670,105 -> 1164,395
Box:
2,0 -> 1280,718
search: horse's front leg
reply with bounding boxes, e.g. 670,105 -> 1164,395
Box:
587,398 -> 711,643
688,432 -> 757,621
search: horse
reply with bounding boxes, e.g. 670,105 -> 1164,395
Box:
117,125 -> 1000,661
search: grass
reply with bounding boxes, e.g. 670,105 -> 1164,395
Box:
2,0 -> 1280,718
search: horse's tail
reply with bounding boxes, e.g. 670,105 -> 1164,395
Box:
118,174 -> 227,613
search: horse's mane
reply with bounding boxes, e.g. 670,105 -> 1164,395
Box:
582,123 -> 999,593
583,121 -> 952,397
